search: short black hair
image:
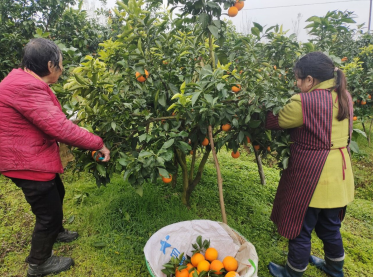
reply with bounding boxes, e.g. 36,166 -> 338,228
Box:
21,38 -> 62,77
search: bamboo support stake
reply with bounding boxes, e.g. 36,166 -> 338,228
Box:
208,125 -> 227,224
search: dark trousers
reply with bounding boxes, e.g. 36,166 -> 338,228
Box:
12,174 -> 65,265
288,207 -> 345,270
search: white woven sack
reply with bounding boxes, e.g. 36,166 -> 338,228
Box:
144,220 -> 258,277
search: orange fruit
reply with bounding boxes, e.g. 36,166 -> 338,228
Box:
186,263 -> 194,271
205,248 -> 218,262
353,116 -> 357,121
356,99 -> 361,104
368,94 -> 372,99
223,256 -> 238,272
190,150 -> 194,155
239,70 -> 243,74
246,136 -> 251,144
361,100 -> 367,105
175,268 -> 189,277
341,57 -> 348,62
189,269 -> 200,277
234,0 -> 244,11
231,151 -> 240,159
267,146 -> 271,152
273,65 -> 277,70
162,60 -> 168,65
228,6 -> 239,17
197,260 -> 210,272
254,145 -> 260,151
162,174 -> 172,183
135,69 -> 149,82
191,253 -> 205,267
222,124 -> 231,132
210,260 -> 224,275
225,272 -> 239,277
232,84 -> 241,93
202,138 -> 209,146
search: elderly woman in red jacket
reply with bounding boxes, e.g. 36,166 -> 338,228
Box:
0,38 -> 110,276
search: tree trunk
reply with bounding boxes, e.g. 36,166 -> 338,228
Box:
208,33 -> 216,69
176,150 -> 190,206
171,152 -> 178,189
188,148 -> 211,196
368,119 -> 372,144
208,125 -> 227,224
244,144 -> 266,185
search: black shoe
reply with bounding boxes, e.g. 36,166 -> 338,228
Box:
56,229 -> 79,243
27,256 -> 74,276
268,262 -> 305,277
309,255 -> 344,277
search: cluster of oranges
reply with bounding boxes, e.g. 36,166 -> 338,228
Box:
175,248 -> 239,277
228,0 -> 245,18
135,69 -> 149,82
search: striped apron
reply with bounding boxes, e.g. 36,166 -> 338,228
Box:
269,89 -> 353,239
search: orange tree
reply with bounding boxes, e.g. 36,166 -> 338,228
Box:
60,0 -> 310,206
61,0 -> 259,208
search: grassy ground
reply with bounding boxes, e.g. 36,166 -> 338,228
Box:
0,125 -> 372,277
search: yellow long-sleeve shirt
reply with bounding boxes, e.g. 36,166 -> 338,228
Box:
278,79 -> 354,208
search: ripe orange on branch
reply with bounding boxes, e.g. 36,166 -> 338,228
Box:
222,124 -> 231,132
232,84 -> 241,93
254,145 -> 260,151
231,151 -> 240,159
353,116 -> 357,121
135,69 -> 149,82
246,136 -> 251,144
162,174 -> 172,183
234,0 -> 244,11
202,138 -> 209,146
228,6 -> 239,17
361,100 -> 367,105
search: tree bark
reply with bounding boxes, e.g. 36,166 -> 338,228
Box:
208,125 -> 227,224
188,148 -> 211,196
171,152 -> 178,189
244,144 -> 266,185
175,150 -> 190,206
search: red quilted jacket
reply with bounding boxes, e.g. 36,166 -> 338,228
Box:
0,69 -> 103,173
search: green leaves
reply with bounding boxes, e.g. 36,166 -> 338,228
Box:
208,25 -> 219,39
162,139 -> 175,149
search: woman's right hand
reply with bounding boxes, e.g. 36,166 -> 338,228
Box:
98,145 -> 110,162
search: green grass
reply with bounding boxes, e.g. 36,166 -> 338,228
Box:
0,131 -> 372,276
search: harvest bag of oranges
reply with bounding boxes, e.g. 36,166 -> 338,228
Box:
144,220 -> 258,277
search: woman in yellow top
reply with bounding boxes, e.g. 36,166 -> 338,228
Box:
266,52 -> 354,277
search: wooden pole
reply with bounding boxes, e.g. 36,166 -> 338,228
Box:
208,125 -> 227,224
